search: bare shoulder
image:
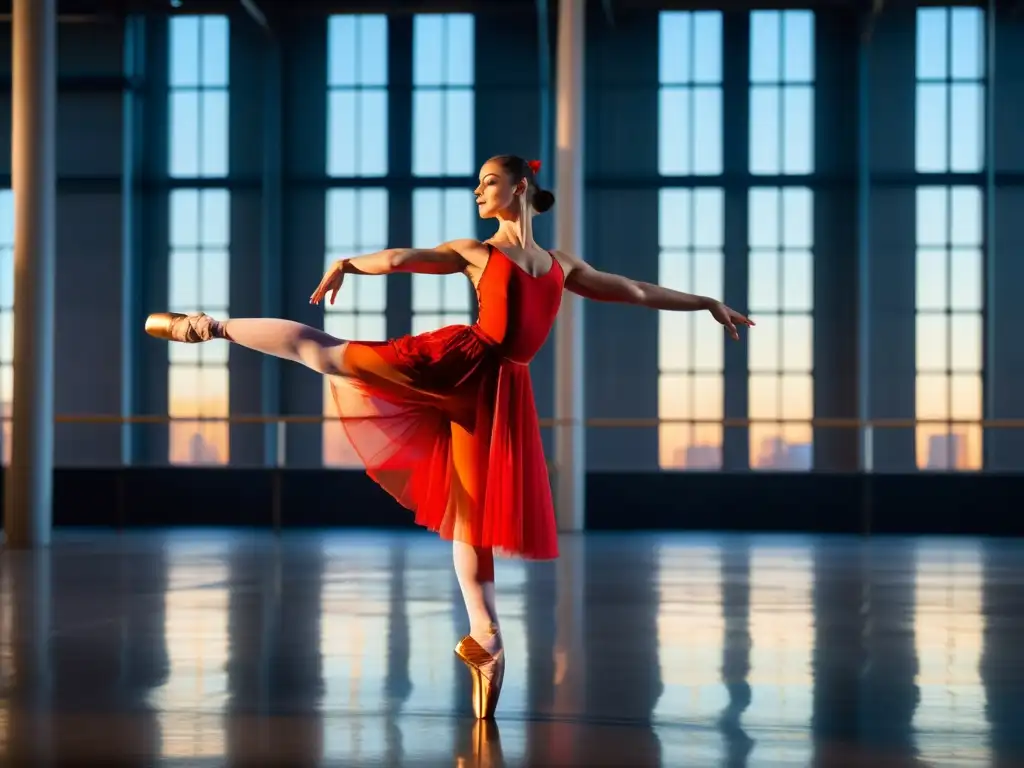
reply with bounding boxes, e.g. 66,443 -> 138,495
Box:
442,238 -> 490,269
550,249 -> 587,278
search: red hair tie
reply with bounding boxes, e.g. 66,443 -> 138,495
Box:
527,159 -> 542,174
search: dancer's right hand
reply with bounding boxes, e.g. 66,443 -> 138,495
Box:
310,260 -> 346,306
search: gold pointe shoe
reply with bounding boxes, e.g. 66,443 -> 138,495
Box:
455,634 -> 505,720
144,312 -> 217,343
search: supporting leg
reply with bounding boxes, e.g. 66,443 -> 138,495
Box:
453,541 -> 501,651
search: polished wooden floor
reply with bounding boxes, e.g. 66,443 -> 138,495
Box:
0,529 -> 1022,767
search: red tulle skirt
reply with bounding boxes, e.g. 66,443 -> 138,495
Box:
329,324 -> 558,560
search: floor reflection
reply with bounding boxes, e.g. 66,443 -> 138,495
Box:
0,529 -> 1022,767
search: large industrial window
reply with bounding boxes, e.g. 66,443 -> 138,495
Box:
914,7 -> 985,470
411,14 -> 476,334
324,15 -> 389,467
166,16 -> 231,466
657,11 -> 724,470
747,10 -> 815,471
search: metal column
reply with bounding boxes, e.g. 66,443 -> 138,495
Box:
554,0 -> 585,532
5,0 -> 57,548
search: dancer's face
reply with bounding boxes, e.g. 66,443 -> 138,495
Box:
474,160 -> 527,220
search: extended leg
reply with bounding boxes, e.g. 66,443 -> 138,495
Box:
145,312 -> 349,376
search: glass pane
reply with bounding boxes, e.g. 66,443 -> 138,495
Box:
200,90 -> 229,177
659,310 -> 691,370
782,250 -> 813,312
327,16 -> 357,87
168,365 -> 202,418
749,250 -> 779,313
660,248 -> 691,293
413,15 -> 444,86
916,248 -> 948,312
693,373 -> 723,420
169,250 -> 200,310
693,190 -> 723,248
916,8 -> 949,80
949,8 -> 984,80
412,90 -> 443,177
950,84 -> 984,173
950,186 -> 982,247
170,190 -> 199,249
412,189 -> 442,246
949,249 -> 982,312
692,12 -> 723,84
658,87 -> 691,175
692,88 -> 722,175
749,11 -> 780,83
327,90 -> 357,177
354,275 -> 387,313
658,190 -> 692,248
749,86 -> 780,174
950,313 -> 982,372
916,186 -> 948,246
780,373 -> 813,421
200,16 -> 229,88
749,188 -> 780,249
748,373 -> 780,420
782,86 -> 814,174
358,90 -> 389,177
659,372 -> 693,419
916,83 -> 948,173
169,91 -> 200,178
782,187 -> 813,248
916,373 -> 949,420
916,313 -> 949,372
443,189 -> 475,238
781,315 -> 812,372
327,189 -> 357,250
412,273 -> 441,312
659,12 -> 691,85
445,89 -> 475,176
783,11 -> 814,83
200,249 -> 230,307
693,249 -> 722,298
359,16 -> 388,87
693,311 -> 723,372
199,190 -> 230,248
950,373 -> 982,421
445,15 -> 475,87
169,17 -> 200,88
748,317 -> 779,372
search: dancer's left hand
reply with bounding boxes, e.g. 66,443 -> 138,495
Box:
310,260 -> 346,306
708,301 -> 754,341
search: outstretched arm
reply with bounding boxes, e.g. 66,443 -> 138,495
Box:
310,239 -> 485,305
557,251 -> 754,340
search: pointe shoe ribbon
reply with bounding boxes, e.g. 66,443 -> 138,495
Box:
145,312 -> 217,343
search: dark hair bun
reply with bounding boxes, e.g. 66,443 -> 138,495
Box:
533,188 -> 556,213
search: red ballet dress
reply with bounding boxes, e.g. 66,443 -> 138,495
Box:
329,244 -> 564,560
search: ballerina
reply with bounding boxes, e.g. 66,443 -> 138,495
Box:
145,154 -> 753,718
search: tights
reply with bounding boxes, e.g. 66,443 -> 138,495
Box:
212,316 -> 503,652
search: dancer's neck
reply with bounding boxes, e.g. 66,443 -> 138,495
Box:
493,217 -> 536,250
